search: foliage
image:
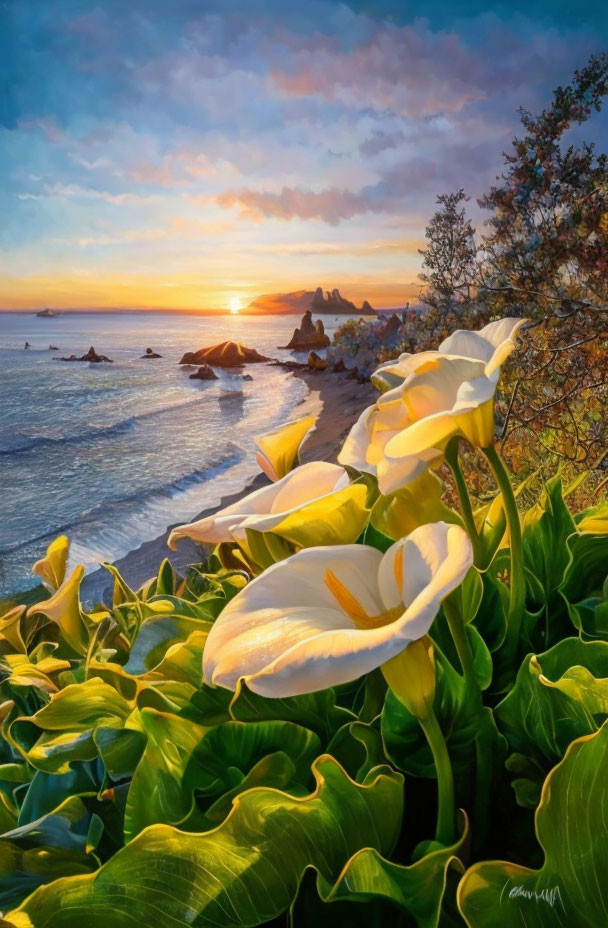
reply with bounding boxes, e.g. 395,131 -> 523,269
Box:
330,55 -> 608,496
0,456 -> 606,926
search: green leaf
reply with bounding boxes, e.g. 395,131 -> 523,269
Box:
124,708 -> 209,841
26,567 -> 89,655
319,814 -> 468,928
519,477 -> 576,648
559,531 -> 608,638
230,679 -> 356,743
9,757 -> 403,928
495,637 -> 608,772
458,722 -> 608,927
10,678 -> 133,774
0,796 -> 99,911
123,614 -> 212,676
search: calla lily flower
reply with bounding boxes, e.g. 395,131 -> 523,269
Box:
340,317 -> 526,493
373,318 -> 526,392
202,521 -> 473,697
338,399 -> 443,495
168,461 -> 353,548
255,415 -> 317,481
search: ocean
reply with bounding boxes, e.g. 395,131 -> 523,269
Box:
0,310 -> 347,597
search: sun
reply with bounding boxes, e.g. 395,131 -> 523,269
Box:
229,297 -> 242,314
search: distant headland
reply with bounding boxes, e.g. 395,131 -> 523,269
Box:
244,287 -> 375,315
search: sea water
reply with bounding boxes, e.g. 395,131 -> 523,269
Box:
0,310 -> 345,596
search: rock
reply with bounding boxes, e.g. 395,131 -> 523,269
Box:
242,373 -> 254,381
376,312 -> 402,340
141,347 -> 162,359
332,358 -> 346,373
188,364 -> 219,380
308,351 -> 327,371
49,345 -> 59,351
310,287 -> 372,315
179,341 -> 269,367
56,346 -> 113,362
361,300 -> 374,314
36,308 -> 57,317
281,310 -> 331,350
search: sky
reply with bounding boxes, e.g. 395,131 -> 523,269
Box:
1,0 -> 608,312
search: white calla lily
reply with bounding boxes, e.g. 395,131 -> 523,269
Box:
341,317 -> 526,493
202,521 -> 473,697
168,461 -> 350,549
374,317 -> 526,390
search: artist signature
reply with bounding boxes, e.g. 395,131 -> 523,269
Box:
505,884 -> 562,908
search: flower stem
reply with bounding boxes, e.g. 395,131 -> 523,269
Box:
482,443 -> 525,648
419,709 -> 455,846
445,440 -> 483,567
443,597 -> 479,700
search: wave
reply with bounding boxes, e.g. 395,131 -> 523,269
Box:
0,446 -> 245,555
0,391 -> 220,456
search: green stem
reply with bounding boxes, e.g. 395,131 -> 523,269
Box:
443,597 -> 479,701
419,709 -> 455,845
482,443 -> 526,647
445,441 -> 484,567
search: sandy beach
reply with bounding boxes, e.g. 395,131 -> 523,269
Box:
81,368 -> 375,605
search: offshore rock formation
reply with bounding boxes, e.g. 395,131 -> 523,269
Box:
246,287 -> 375,315
141,348 -> 162,359
311,287 -> 374,315
281,311 -> 330,350
180,341 -> 269,367
189,364 -> 219,380
56,346 -> 113,363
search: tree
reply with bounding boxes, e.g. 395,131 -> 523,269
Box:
476,54 -> 608,478
418,189 -> 478,321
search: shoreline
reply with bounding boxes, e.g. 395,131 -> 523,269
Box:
81,368 -> 375,605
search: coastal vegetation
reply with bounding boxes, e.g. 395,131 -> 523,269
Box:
0,308 -> 607,927
330,55 -> 608,502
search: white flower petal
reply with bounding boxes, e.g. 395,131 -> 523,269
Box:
203,545 -> 384,689
338,405 -> 378,474
378,522 -> 473,621
168,461 -> 345,548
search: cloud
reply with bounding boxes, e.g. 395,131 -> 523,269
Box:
217,185 -> 387,224
359,128 -> 406,157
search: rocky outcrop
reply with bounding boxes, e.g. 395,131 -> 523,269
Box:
189,364 -> 219,380
311,287 -> 374,315
376,312 -> 403,340
281,310 -> 330,350
308,351 -> 327,370
36,308 -> 57,317
55,346 -> 113,363
179,341 -> 269,367
246,288 -> 375,315
141,348 -> 162,359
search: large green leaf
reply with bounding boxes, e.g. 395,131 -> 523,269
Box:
521,477 -> 577,605
7,756 -> 403,928
458,722 -> 608,927
10,678 -> 133,774
123,614 -> 212,676
0,796 -> 100,911
125,712 -> 322,840
319,814 -> 468,928
495,637 -> 608,773
229,680 -> 356,742
559,531 -> 608,638
123,708 -> 209,841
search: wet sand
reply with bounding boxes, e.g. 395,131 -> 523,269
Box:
81,368 -> 374,604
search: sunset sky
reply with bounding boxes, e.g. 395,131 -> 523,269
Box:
2,0 -> 607,311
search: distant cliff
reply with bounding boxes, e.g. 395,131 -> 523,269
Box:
245,287 -> 375,315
